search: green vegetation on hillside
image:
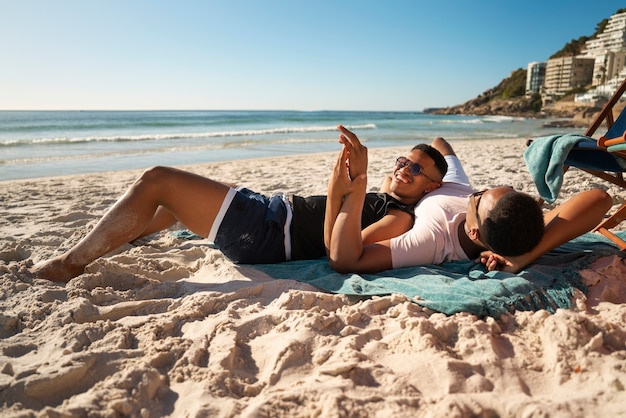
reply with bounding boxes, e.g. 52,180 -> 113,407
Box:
550,8 -> 626,58
550,36 -> 591,59
494,68 -> 527,99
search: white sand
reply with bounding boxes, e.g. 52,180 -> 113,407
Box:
1,138 -> 625,417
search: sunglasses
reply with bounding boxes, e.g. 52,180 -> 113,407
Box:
470,190 -> 486,227
470,190 -> 485,211
470,187 -> 514,221
395,157 -> 439,182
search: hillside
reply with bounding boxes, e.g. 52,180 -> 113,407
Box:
427,9 -> 626,125
428,69 -> 542,117
426,72 -> 610,127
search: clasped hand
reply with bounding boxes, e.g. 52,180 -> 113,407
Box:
328,125 -> 368,198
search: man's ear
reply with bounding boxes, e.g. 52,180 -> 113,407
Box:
426,181 -> 442,193
468,226 -> 480,241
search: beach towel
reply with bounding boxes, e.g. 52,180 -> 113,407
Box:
252,232 -> 626,318
523,133 -> 591,203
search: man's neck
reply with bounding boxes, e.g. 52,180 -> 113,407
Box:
388,191 -> 424,206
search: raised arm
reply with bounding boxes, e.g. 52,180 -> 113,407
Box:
325,126 -> 397,273
324,125 -> 368,253
324,146 -> 353,255
481,188 -> 613,272
324,125 -> 369,256
326,170 -> 396,273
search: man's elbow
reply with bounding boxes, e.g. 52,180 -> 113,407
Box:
328,257 -> 357,274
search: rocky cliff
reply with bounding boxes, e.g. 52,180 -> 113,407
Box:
426,70 -> 608,128
429,95 -> 541,118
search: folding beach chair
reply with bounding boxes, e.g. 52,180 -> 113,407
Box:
560,77 -> 626,249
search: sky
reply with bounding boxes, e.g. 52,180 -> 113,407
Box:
0,1 -> 622,111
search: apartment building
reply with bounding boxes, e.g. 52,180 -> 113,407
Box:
576,67 -> 626,103
583,11 -> 626,55
583,11 -> 626,86
590,50 -> 626,85
543,56 -> 595,97
526,10 -> 626,103
525,61 -> 546,95
530,10 -> 626,101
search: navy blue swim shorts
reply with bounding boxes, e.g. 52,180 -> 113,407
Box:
209,188 -> 292,264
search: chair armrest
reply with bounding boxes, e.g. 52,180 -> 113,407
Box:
599,132 -> 626,148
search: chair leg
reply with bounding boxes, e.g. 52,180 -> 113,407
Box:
595,227 -> 626,250
594,204 -> 626,250
595,204 -> 626,230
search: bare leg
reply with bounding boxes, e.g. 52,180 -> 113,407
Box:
431,137 -> 456,156
135,206 -> 178,239
32,166 -> 231,282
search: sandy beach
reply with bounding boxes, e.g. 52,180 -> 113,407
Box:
1,138 -> 626,417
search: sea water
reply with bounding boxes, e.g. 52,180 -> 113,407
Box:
0,110 -> 568,181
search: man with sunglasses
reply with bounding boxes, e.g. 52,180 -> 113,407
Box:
326,126 -> 613,274
32,126 -> 449,283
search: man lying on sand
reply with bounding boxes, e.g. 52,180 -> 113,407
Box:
32,127 -> 449,283
32,125 -> 611,283
326,126 -> 613,274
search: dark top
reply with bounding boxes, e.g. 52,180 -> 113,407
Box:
290,192 -> 415,260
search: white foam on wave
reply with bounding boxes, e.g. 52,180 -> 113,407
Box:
1,123 -> 377,147
0,136 -> 342,166
432,115 -> 527,125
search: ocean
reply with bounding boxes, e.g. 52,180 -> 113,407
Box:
0,110 -> 567,181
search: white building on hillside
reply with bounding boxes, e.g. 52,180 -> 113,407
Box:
583,10 -> 626,86
575,67 -> 626,103
583,11 -> 626,55
529,10 -> 626,103
589,50 -> 626,85
526,61 -> 546,95
543,56 -> 595,97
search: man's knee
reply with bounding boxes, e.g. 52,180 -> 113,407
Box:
432,137 -> 456,156
133,166 -> 178,193
139,166 -> 174,182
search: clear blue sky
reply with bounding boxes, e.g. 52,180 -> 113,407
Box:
0,1 -> 621,111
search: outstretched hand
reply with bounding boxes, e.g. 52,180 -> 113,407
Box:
477,251 -> 527,273
337,125 -> 368,180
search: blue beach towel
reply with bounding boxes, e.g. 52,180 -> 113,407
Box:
524,133 -> 626,202
252,232 -> 626,318
523,133 -> 590,203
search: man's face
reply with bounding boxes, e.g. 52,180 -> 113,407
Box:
388,149 -> 441,203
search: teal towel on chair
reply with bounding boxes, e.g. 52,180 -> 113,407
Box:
523,133 -> 590,203
252,232 -> 625,318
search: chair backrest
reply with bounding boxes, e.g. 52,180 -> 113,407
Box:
604,104 -> 626,139
565,78 -> 626,176
586,77 -> 626,137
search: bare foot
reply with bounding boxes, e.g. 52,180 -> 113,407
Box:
30,256 -> 85,283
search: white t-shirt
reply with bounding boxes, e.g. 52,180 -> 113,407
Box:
390,155 -> 476,268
